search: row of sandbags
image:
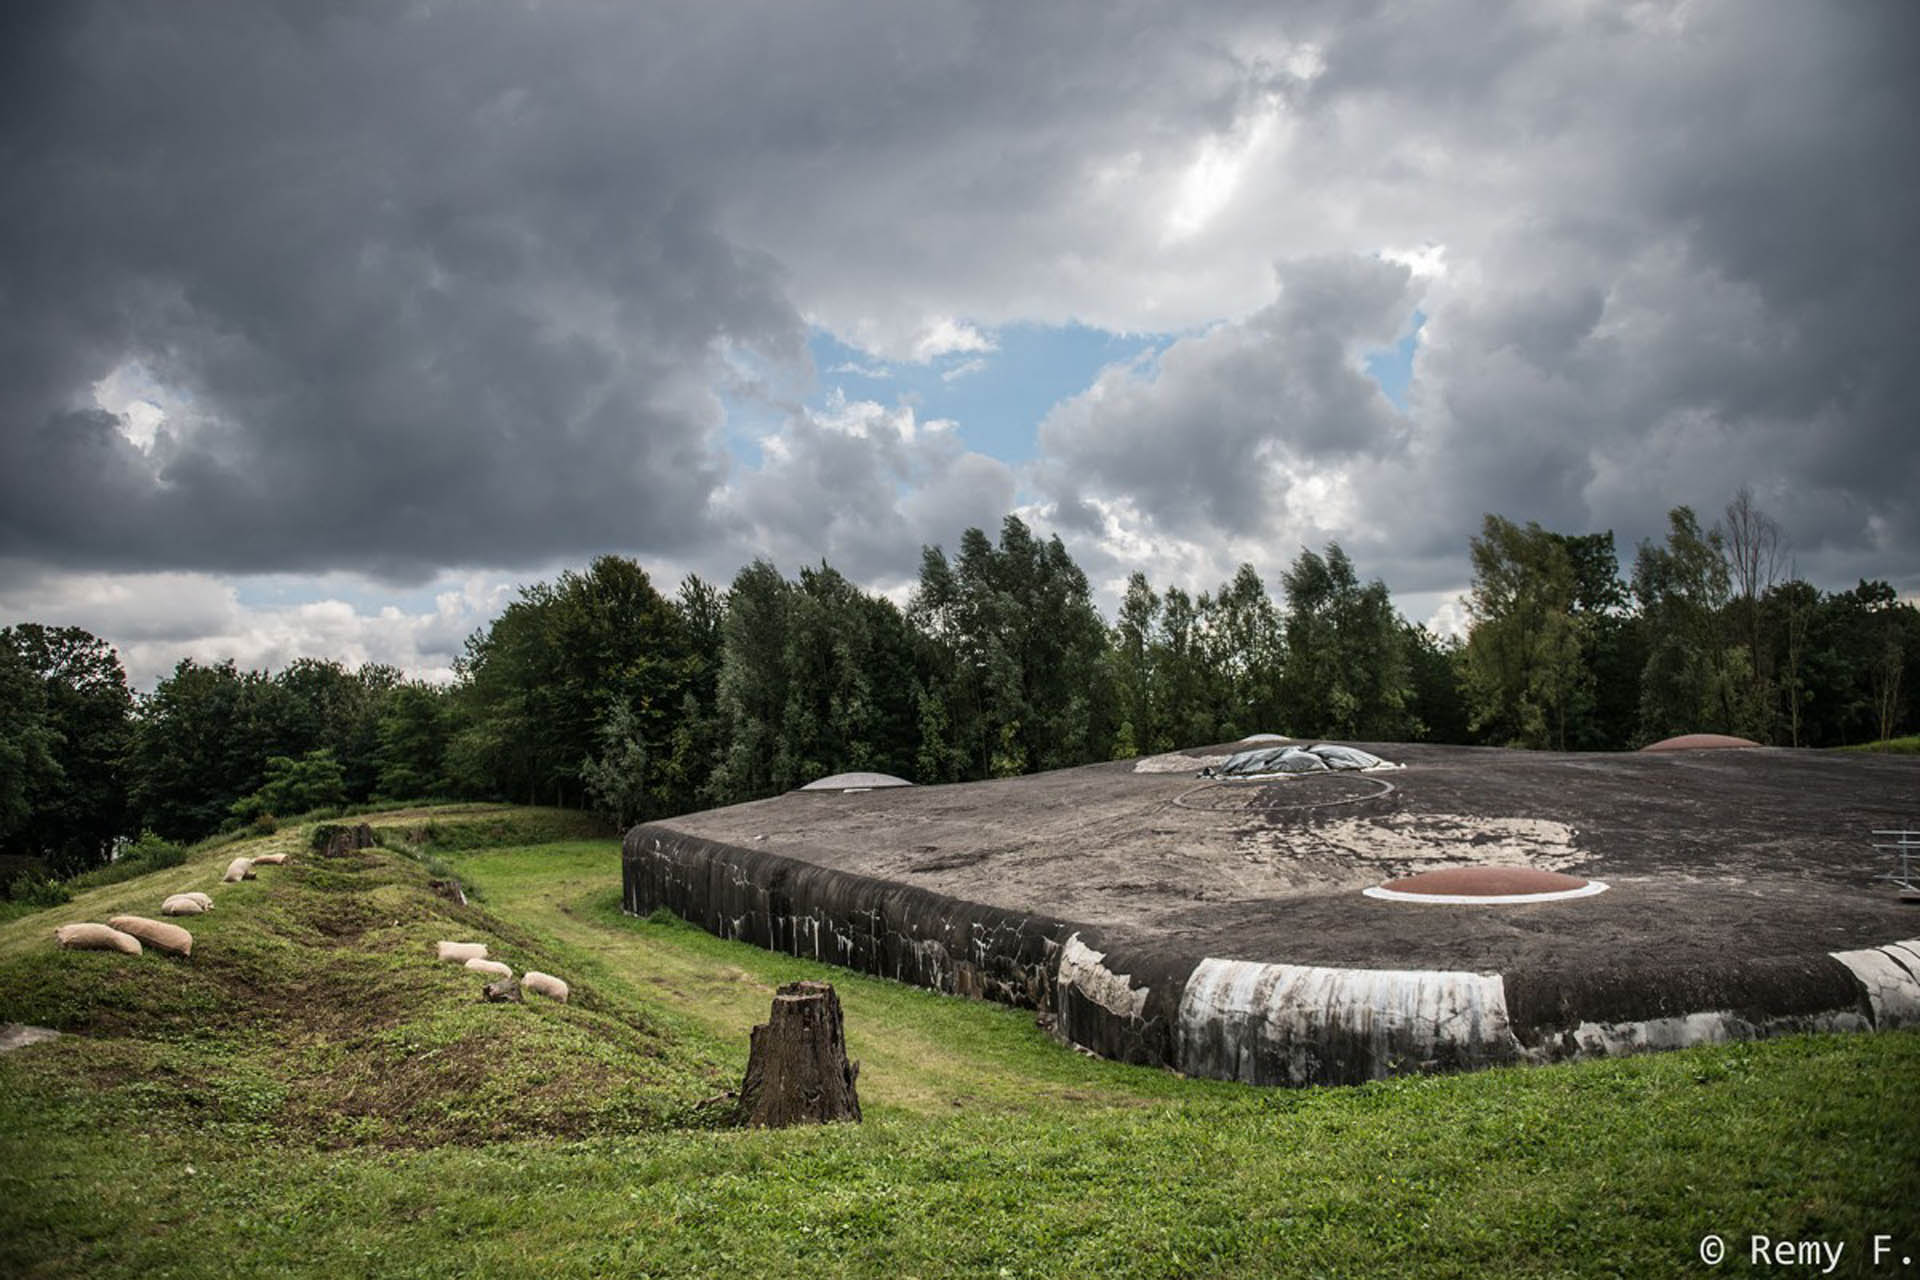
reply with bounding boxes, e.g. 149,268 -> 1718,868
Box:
53,848 -> 297,958
54,917 -> 193,957
437,939 -> 569,1002
1211,742 -> 1392,777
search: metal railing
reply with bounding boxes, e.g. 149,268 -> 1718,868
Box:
1871,829 -> 1919,895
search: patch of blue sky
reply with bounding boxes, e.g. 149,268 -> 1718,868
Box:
230,575 -> 451,616
807,323 -> 1167,463
1363,310 -> 1424,412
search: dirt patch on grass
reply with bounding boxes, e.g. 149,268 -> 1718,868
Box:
279,1010 -> 670,1149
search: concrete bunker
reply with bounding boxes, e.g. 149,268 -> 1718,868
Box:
624,741 -> 1920,1086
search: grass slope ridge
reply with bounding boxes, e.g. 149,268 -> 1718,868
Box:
0,810 -> 722,1151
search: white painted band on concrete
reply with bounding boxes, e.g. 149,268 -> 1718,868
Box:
1830,938 -> 1920,1028
1361,880 -> 1611,906
1055,933 -> 1149,1022
1175,958 -> 1515,1085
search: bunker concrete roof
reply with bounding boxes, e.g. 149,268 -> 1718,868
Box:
650,741 -> 1920,978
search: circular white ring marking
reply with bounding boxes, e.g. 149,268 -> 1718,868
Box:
1361,880 -> 1611,905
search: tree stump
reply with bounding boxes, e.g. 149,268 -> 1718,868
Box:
737,981 -> 861,1128
311,822 -> 377,858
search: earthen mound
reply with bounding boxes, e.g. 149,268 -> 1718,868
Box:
1641,733 -> 1762,752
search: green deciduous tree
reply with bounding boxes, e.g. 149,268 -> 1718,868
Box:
1462,517 -> 1590,750
1107,572 -> 1160,757
1404,622 -> 1469,744
1280,543 -> 1411,741
909,516 -> 1112,779
580,698 -> 654,829
1633,507 -> 1762,742
0,640 -> 63,863
231,748 -> 349,821
1201,563 -> 1285,741
0,625 -> 132,874
711,561 -> 794,801
373,681 -> 455,800
126,659 -> 292,842
449,555 -> 692,811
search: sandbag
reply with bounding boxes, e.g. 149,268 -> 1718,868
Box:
1307,743 -> 1386,770
250,852 -> 289,866
437,940 -> 488,963
521,971 -> 569,1003
109,915 -> 194,958
465,957 -> 512,978
1268,748 -> 1330,773
54,923 -> 142,956
161,895 -> 208,916
1220,746 -> 1327,776
223,857 -> 255,883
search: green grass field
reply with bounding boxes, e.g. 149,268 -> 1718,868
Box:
1837,735 -> 1920,754
3,808 -> 1916,1277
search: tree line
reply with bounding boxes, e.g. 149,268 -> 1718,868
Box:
4,496 -> 1914,882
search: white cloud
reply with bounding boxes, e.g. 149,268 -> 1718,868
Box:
910,318 -> 995,362
716,395 -> 1012,588
1164,93 -> 1289,243
0,567 -> 515,689
827,361 -> 892,379
91,362 -> 174,452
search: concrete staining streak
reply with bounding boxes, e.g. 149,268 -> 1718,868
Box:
1175,958 -> 1514,1085
1551,1009 -> 1870,1060
1829,940 -> 1920,1027
1274,813 -> 1589,879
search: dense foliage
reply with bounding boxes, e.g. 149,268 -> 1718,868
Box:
2,496 -> 1914,880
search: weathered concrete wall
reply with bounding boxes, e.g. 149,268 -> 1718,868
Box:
625,824 -> 1077,1011
624,823 -> 1911,1087
1830,940 -> 1920,1028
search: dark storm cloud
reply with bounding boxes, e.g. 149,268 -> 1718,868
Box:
1028,1 -> 1920,596
0,0 -> 1317,580
3,0 -> 1916,606
1360,1 -> 1920,584
0,2 -> 805,580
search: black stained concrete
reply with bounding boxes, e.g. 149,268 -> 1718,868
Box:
626,743 -> 1919,1046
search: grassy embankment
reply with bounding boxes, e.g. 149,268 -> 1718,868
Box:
1838,734 -> 1920,754
2,805 -> 1916,1278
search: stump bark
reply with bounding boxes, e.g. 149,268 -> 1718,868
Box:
737,981 -> 861,1128
312,822 -> 376,858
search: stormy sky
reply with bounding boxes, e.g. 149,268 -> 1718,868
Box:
3,0 -> 1915,686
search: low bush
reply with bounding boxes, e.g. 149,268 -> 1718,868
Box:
64,831 -> 186,893
5,873 -> 71,909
